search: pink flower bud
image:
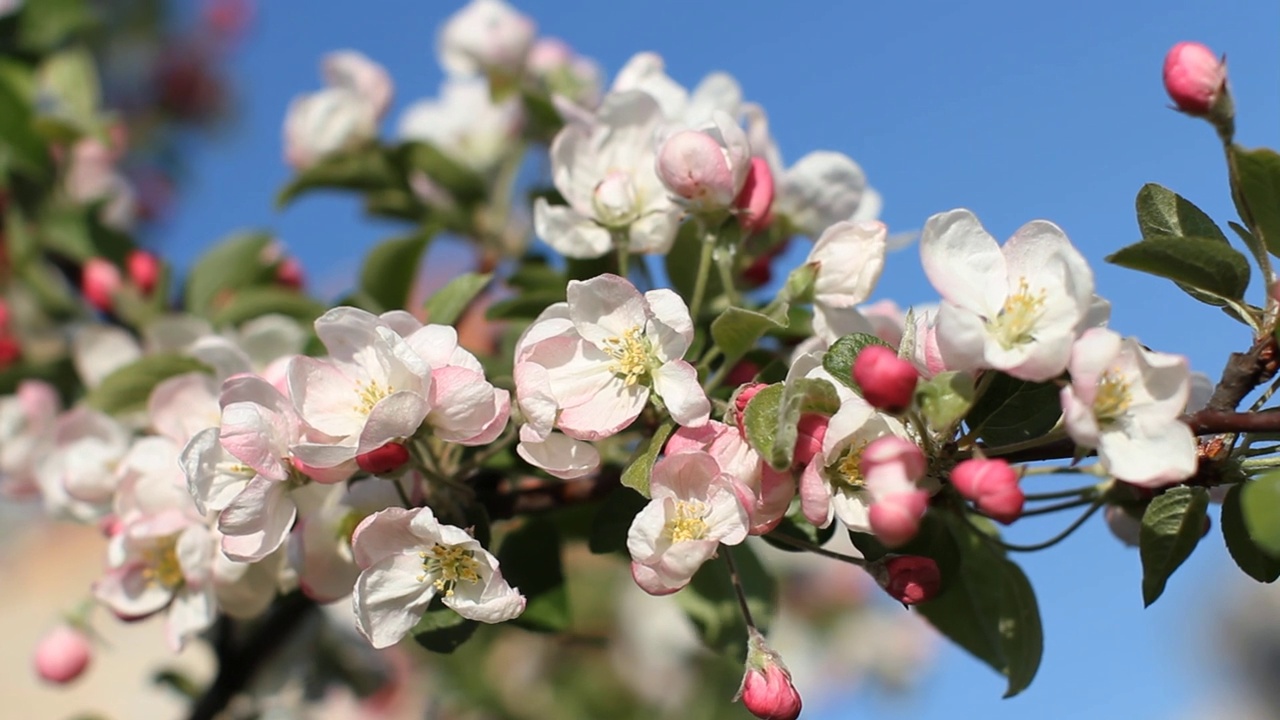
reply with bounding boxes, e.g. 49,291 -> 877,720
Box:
1163,42 -> 1227,116
0,335 -> 19,368
735,157 -> 775,233
854,345 -> 918,413
738,630 -> 802,720
656,130 -> 737,209
276,256 -> 306,290
793,413 -> 828,467
860,435 -> 927,486
33,625 -> 92,684
0,299 -> 10,331
868,490 -> 928,547
126,249 -> 161,296
356,442 -> 411,474
950,458 -> 1024,524
82,258 -> 122,313
880,555 -> 942,605
733,382 -> 769,435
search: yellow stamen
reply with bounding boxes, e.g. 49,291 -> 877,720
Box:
419,544 -> 481,597
140,535 -> 185,590
662,499 -> 710,543
354,379 -> 394,415
602,326 -> 655,386
989,278 -> 1047,349
1093,369 -> 1132,425
834,441 -> 869,490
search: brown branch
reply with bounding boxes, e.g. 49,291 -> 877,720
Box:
1206,335 -> 1279,412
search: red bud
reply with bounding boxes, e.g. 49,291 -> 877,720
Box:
356,442 -> 410,474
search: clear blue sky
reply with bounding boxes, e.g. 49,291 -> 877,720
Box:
160,1 -> 1280,718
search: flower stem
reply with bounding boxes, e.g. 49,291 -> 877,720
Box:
722,546 -> 757,630
761,532 -> 867,567
689,226 -> 716,322
980,499 -> 1104,553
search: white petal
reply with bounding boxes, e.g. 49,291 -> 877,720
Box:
534,199 -> 614,259
920,209 -> 1007,317
352,553 -> 434,649
651,361 -> 710,427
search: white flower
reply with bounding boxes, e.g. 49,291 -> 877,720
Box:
351,506 -> 525,649
665,422 -> 794,535
0,381 -> 60,499
399,322 -> 511,446
535,91 -> 681,258
283,51 -> 392,169
514,274 -> 709,444
1061,328 -> 1196,487
612,52 -> 742,125
627,451 -> 749,595
399,78 -> 522,175
805,221 -> 888,343
437,0 -> 535,79
775,151 -> 880,238
921,208 -> 1094,381
37,407 -> 130,518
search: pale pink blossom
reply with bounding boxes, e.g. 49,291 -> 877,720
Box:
437,0 -> 535,79
0,381 -> 61,499
399,78 -> 522,175
284,51 -> 392,169
806,221 -> 888,343
655,113 -> 751,213
666,421 -> 793,535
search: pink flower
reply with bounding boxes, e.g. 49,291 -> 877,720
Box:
861,436 -> 929,546
33,625 -> 92,684
853,345 -> 918,413
951,458 -> 1025,524
666,421 -> 794,535
1163,42 -> 1226,116
735,157 -> 775,233
738,629 -> 802,720
878,555 -> 942,605
126,249 -> 161,296
655,114 -> 751,213
82,258 -> 122,313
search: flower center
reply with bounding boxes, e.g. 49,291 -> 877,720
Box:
141,535 -> 185,590
419,544 -> 481,597
354,379 -> 394,415
603,326 -> 655,386
592,170 -> 639,227
1093,369 -> 1132,425
833,441 -> 869,490
989,278 -> 1046,350
662,499 -> 710,543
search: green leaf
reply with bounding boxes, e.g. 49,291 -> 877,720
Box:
1241,471 -> 1280,558
0,67 -> 49,178
742,383 -> 784,462
710,306 -> 787,366
822,332 -> 894,393
1230,146 -> 1280,259
210,287 -> 326,328
276,144 -> 401,208
1106,235 -> 1251,303
1135,183 -> 1228,243
411,603 -> 478,654
85,355 -> 211,416
916,371 -> 975,432
397,141 -> 487,205
675,544 -> 776,656
358,232 -> 433,313
1228,221 -> 1270,280
1221,483 -> 1280,583
965,373 -> 1061,448
37,47 -> 101,133
588,486 -> 648,555
184,231 -> 277,317
621,420 -> 674,497
497,520 -> 570,632
1139,486 -> 1209,607
915,516 -> 1043,698
18,0 -> 95,51
423,272 -> 492,326
768,376 -> 840,471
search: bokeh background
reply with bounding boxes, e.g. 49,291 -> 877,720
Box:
7,0 -> 1280,717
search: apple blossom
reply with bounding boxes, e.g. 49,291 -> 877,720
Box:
665,421 -> 794,535
737,628 -> 802,720
534,91 -> 680,258
284,51 -> 392,169
351,506 -> 525,649
861,436 -> 930,547
854,344 -> 919,413
399,78 -> 522,175
655,113 -> 751,213
627,451 -> 749,595
82,258 -> 122,313
437,0 -> 535,80
612,52 -> 742,125
920,208 -> 1095,381
775,150 -> 879,238
33,625 -> 92,684
0,380 -> 60,499
805,220 -> 888,344
527,37 -> 602,107
1163,41 -> 1227,117
1060,328 -> 1196,487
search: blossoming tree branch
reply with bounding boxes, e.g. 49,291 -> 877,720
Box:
5,1 -> 1280,718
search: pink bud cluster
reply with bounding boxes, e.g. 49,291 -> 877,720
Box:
951,458 -> 1024,524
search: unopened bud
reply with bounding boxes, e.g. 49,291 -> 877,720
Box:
738,629 -> 802,720
878,555 -> 941,605
126,249 -> 161,296
793,413 -> 828,467
950,458 -> 1024,523
82,258 -> 122,313
33,625 -> 92,684
656,130 -> 737,209
1163,42 -> 1227,116
0,335 -> 19,368
732,382 -> 769,435
276,256 -> 306,290
356,442 -> 411,474
853,345 -> 918,413
868,490 -> 928,548
734,157 -> 775,233
0,299 -> 10,332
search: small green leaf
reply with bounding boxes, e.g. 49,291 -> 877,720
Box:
1221,483 -> 1280,583
588,486 -> 648,554
710,305 -> 787,366
1241,471 -> 1280,558
397,141 -> 487,205
424,272 -> 492,326
184,231 -> 277,317
768,376 -> 840,471
621,420 -> 674,497
742,383 -> 784,461
822,333 -> 894,393
86,355 -> 211,415
916,371 -> 975,432
411,603 -> 478,654
1135,183 -> 1228,243
1139,486 -> 1209,606
1106,235 -> 1251,303
675,544 -> 776,656
358,232 -> 433,313
210,287 -> 327,328
966,373 -> 1061,448
497,520 -> 570,632
0,67 -> 50,178
37,47 -> 100,133
18,0 -> 95,51
276,144 -> 401,208
1231,146 -> 1280,259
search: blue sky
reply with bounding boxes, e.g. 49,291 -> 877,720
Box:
160,1 -> 1280,718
